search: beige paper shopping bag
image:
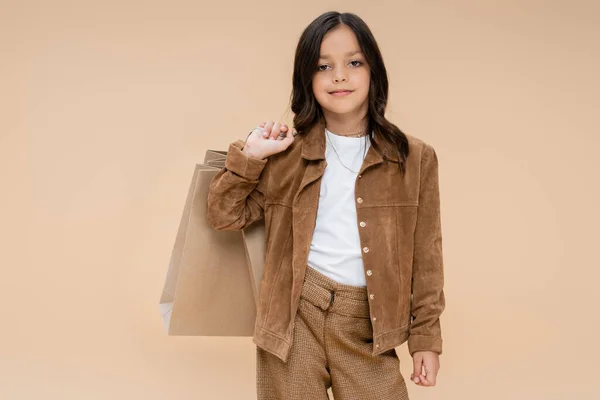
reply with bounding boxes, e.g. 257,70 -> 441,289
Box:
241,223 -> 265,308
203,149 -> 227,163
202,151 -> 266,305
159,149 -> 266,336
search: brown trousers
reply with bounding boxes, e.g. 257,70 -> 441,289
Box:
256,266 -> 409,400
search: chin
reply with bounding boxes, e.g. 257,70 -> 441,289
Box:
322,103 -> 360,114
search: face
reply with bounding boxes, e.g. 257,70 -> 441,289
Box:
312,25 -> 370,117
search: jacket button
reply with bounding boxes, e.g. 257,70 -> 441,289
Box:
356,197 -> 363,203
372,316 -> 377,322
363,247 -> 369,253
369,293 -> 375,299
366,270 -> 372,276
376,344 -> 380,349
359,221 -> 366,227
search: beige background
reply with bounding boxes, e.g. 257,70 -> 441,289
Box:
2,0 -> 599,399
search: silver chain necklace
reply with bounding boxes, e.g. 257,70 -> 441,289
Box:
325,130 -> 367,174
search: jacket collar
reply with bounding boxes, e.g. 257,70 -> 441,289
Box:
300,117 -> 399,163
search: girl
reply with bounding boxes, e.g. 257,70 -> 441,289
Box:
207,11 -> 445,400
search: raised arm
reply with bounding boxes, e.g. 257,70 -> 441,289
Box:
206,139 -> 270,231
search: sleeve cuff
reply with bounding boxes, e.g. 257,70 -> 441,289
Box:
407,334 -> 443,356
224,139 -> 268,181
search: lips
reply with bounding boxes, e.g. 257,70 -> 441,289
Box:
329,90 -> 354,97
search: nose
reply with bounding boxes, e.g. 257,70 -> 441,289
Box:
333,71 -> 347,83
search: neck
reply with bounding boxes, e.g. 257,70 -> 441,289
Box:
322,109 -> 369,137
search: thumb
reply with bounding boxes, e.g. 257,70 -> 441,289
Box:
412,356 -> 423,383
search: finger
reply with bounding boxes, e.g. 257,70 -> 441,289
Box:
260,120 -> 272,139
422,362 -> 438,385
412,357 -> 423,384
422,370 -> 436,386
419,365 -> 435,386
412,375 -> 425,386
273,121 -> 287,140
418,374 -> 433,386
281,126 -> 296,145
288,127 -> 297,139
264,120 -> 274,136
270,121 -> 282,140
277,123 -> 289,140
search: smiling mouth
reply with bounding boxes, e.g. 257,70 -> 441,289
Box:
329,90 -> 354,96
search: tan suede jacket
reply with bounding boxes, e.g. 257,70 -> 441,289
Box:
206,119 -> 445,363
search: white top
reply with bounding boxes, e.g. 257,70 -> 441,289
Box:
306,128 -> 372,287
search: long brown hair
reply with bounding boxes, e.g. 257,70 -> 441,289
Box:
288,11 -> 410,173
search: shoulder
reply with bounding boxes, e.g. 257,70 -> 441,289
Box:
405,132 -> 436,156
403,133 -> 439,178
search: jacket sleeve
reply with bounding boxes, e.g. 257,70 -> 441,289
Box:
408,143 -> 446,356
206,139 -> 270,231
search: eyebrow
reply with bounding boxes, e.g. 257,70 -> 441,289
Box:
319,50 -> 362,60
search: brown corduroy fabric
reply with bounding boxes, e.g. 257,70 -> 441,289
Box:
256,266 -> 409,400
206,118 -> 445,363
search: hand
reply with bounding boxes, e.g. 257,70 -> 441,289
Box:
410,351 -> 440,387
243,120 -> 296,159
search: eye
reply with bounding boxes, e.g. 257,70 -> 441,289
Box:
317,60 -> 363,71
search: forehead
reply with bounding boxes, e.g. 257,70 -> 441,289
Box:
319,25 -> 361,59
